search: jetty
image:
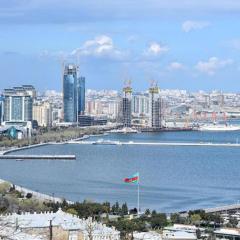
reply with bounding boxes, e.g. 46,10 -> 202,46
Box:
0,155 -> 76,160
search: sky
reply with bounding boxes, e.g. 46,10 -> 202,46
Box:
1,0 -> 240,92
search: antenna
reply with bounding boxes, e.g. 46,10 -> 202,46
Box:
124,79 -> 131,88
150,79 -> 157,88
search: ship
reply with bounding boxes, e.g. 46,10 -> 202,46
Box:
92,139 -> 122,145
198,124 -> 240,131
108,127 -> 139,134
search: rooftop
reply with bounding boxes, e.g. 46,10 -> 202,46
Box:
0,208 -> 119,236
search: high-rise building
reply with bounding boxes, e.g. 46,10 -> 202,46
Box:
0,95 -> 3,125
149,84 -> 162,128
63,64 -> 86,122
3,86 -> 34,122
63,64 -> 78,122
121,83 -> 132,127
132,93 -> 149,116
33,101 -> 52,127
21,85 -> 37,98
77,76 -> 85,115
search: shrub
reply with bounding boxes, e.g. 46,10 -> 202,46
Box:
26,193 -> 33,199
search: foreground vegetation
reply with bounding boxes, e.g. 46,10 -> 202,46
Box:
0,182 -> 232,239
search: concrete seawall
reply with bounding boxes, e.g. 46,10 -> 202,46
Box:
0,154 -> 76,160
70,140 -> 240,148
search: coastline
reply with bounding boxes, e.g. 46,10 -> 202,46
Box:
0,178 -> 73,204
0,134 -> 92,156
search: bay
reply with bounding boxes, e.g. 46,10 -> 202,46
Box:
1,131 -> 240,213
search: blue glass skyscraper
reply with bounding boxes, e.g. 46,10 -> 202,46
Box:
63,64 -> 77,122
63,64 -> 85,122
0,95 -> 3,125
77,76 -> 85,115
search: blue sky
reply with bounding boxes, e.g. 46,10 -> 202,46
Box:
1,0 -> 240,92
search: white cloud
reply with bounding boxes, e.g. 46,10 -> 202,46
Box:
71,35 -> 127,60
195,57 -> 233,75
127,35 -> 138,43
144,42 -> 169,56
182,20 -> 210,32
229,39 -> 240,50
167,62 -> 185,71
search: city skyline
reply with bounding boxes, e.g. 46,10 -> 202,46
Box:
1,1 -> 240,92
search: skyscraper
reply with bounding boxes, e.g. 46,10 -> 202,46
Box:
63,64 -> 77,122
121,82 -> 132,127
77,76 -> 85,115
149,83 -> 162,128
3,86 -> 34,122
0,95 -> 3,125
63,64 -> 85,122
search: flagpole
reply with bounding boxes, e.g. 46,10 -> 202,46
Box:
137,174 -> 140,215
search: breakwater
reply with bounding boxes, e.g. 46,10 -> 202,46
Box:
69,140 -> 240,148
0,155 -> 76,160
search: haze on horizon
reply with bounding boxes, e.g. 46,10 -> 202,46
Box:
1,0 -> 240,92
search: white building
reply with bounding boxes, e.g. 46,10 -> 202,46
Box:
0,208 -> 120,240
214,228 -> 240,240
134,231 -> 162,239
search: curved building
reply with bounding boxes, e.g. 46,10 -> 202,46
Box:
63,64 -> 86,122
63,64 -> 78,122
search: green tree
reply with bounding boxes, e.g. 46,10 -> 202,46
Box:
170,213 -> 181,224
112,201 -> 120,215
121,203 -> 128,216
150,213 -> 167,229
66,208 -> 78,216
190,214 -> 201,226
229,217 -> 238,228
145,209 -> 151,216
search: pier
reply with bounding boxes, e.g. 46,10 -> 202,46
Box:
0,155 -> 76,160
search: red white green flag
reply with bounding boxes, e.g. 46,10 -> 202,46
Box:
124,172 -> 139,184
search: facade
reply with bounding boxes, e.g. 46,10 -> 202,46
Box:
63,64 -> 86,122
33,101 -> 52,127
3,86 -> 34,122
21,85 -> 37,98
0,208 -> 120,240
214,228 -> 240,240
149,86 -> 162,128
132,93 -> 149,117
63,64 -> 78,122
78,115 -> 107,127
121,86 -> 132,127
77,76 -> 85,115
0,95 -> 3,125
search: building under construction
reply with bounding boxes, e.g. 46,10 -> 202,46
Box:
149,83 -> 163,129
120,82 -> 132,127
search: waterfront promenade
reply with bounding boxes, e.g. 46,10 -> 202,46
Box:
205,203 -> 240,213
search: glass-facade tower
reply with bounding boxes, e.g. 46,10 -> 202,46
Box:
63,64 -> 86,122
77,76 -> 85,115
63,64 -> 77,122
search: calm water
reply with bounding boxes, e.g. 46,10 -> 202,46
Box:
1,131 -> 240,212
